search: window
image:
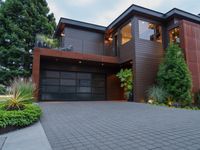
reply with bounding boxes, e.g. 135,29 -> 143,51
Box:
169,27 -> 180,44
121,22 -> 132,45
139,20 -> 162,43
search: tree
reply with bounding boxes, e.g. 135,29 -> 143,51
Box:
157,44 -> 192,106
0,0 -> 56,85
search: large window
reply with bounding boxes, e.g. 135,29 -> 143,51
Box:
121,22 -> 132,45
139,20 -> 162,43
169,27 -> 180,44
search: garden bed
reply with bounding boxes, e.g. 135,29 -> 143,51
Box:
0,103 -> 42,134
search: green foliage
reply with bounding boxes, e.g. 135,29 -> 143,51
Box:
0,0 -> 56,85
116,69 -> 133,99
36,34 -> 59,48
0,84 -> 6,95
0,103 -> 42,128
157,44 -> 192,106
147,86 -> 168,104
5,78 -> 36,110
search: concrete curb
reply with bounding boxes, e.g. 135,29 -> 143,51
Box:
0,121 -> 52,150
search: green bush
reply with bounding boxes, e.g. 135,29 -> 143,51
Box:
0,103 -> 42,128
147,86 -> 168,104
157,44 -> 192,106
5,78 -> 36,110
116,69 -> 133,99
0,84 -> 6,95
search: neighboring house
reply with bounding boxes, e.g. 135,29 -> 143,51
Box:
32,4 -> 200,102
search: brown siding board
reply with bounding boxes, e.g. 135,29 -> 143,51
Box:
181,20 -> 200,92
133,16 -> 164,102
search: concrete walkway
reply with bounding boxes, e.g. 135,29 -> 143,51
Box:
40,102 -> 200,150
0,121 -> 52,150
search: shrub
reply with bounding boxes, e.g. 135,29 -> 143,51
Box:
0,103 -> 42,128
157,44 -> 192,106
0,84 -> 6,95
147,86 -> 168,104
116,69 -> 133,99
5,78 -> 36,110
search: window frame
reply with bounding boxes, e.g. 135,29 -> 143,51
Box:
138,19 -> 162,43
120,21 -> 133,45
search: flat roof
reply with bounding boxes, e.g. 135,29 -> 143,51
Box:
55,4 -> 200,36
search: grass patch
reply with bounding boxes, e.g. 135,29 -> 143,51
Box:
0,103 -> 42,128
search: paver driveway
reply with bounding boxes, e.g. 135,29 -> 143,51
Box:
40,102 -> 200,150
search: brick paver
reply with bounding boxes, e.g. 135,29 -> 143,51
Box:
40,102 -> 200,150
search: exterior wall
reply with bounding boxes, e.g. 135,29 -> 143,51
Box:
181,20 -> 200,93
119,40 -> 134,63
133,16 -> 164,102
107,74 -> 124,100
63,27 -> 104,55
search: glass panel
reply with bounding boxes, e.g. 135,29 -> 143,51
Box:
60,79 -> 76,86
79,80 -> 91,86
92,80 -> 105,87
41,78 -> 60,85
60,86 -> 76,93
77,73 -> 91,79
42,71 -> 60,78
169,27 -> 180,44
60,72 -> 76,79
41,86 -> 60,93
77,87 -> 91,93
92,87 -> 105,94
139,20 -> 162,43
121,22 -> 132,45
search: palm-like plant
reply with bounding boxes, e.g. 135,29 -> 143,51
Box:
5,79 -> 36,110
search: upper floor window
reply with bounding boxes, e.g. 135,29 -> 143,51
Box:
139,20 -> 162,43
121,22 -> 132,45
169,27 -> 180,44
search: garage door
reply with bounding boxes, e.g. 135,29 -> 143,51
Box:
40,70 -> 106,101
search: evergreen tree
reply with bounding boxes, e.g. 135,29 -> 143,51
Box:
157,44 -> 192,106
0,0 -> 56,85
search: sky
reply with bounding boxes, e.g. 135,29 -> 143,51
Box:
46,0 -> 200,26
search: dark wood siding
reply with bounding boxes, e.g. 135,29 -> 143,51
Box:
119,40 -> 134,63
64,27 -> 104,55
133,16 -> 164,102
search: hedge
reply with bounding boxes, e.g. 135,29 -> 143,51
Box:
0,104 -> 42,128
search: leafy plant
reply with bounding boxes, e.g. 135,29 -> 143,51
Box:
116,69 -> 133,99
0,84 -> 6,95
0,103 -> 42,128
147,86 -> 168,104
36,34 -> 59,48
157,44 -> 192,106
4,78 -> 36,110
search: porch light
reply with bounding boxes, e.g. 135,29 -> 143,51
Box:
61,33 -> 65,37
108,37 -> 113,41
78,61 -> 82,64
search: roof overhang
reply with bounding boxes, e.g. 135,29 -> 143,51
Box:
54,4 -> 200,37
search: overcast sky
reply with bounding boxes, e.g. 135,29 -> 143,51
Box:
46,0 -> 200,26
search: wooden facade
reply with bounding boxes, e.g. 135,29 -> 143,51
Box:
33,4 -> 200,102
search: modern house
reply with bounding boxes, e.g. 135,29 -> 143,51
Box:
32,4 -> 200,102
